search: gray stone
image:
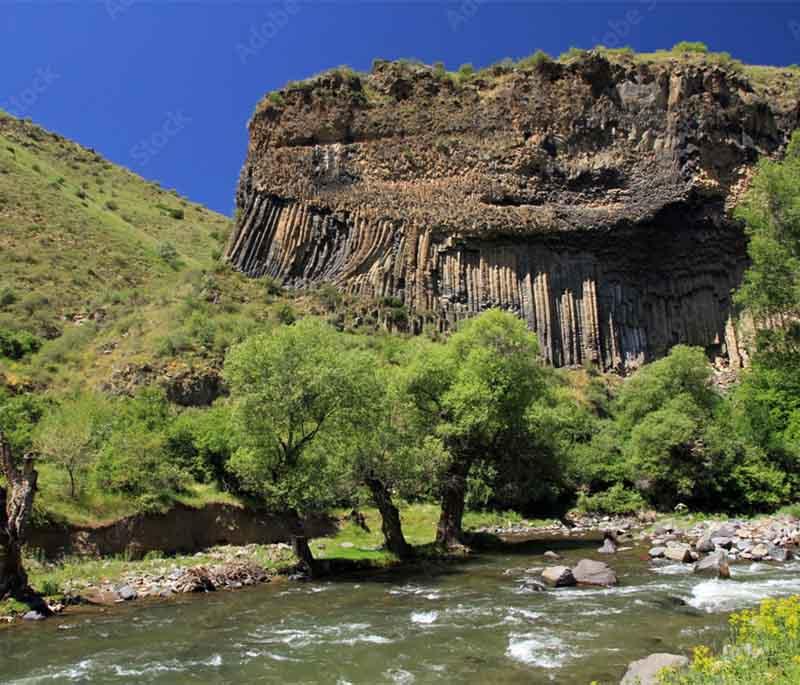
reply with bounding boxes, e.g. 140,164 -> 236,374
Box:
541,566 -> 576,587
572,559 -> 617,586
598,538 -> 618,554
543,550 -> 562,560
621,653 -> 689,685
648,546 -> 667,558
22,611 -> 46,621
117,585 -> 138,601
768,544 -> 791,562
694,551 -> 730,579
695,535 -> 715,553
664,543 -> 693,563
710,536 -> 733,549
714,523 -> 738,538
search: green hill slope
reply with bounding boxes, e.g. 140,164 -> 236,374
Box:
0,111 -> 273,394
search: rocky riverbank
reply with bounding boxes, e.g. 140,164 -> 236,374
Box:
1,543 -> 299,624
643,514 -> 798,578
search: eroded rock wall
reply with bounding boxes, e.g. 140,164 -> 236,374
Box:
227,54 -> 800,370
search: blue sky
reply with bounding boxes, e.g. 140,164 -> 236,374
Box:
1,1 -> 799,215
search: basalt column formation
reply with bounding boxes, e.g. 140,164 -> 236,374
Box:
227,54 -> 800,370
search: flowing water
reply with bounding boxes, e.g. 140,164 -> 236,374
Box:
3,536 -> 800,684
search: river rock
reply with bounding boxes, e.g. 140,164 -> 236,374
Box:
572,559 -> 617,586
714,523 -> 738,538
750,543 -> 769,560
711,536 -> 733,550
694,551 -> 730,579
621,653 -> 689,684
81,589 -> 120,606
22,610 -> 47,621
598,538 -> 618,554
768,544 -> 791,562
664,543 -> 693,563
117,585 -> 138,601
648,546 -> 666,558
695,535 -> 715,553
541,566 -> 576,587
543,550 -> 562,560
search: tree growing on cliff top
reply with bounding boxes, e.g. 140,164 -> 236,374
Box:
401,309 -> 546,547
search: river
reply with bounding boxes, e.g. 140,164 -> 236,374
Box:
3,536 -> 800,684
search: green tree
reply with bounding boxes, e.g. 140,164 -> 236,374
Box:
33,393 -> 108,499
328,363 -> 441,558
735,131 -> 800,363
401,310 -> 546,546
223,319 -> 372,512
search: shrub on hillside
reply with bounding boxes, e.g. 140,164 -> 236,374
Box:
517,50 -> 553,70
672,41 -> 709,54
0,327 -> 42,359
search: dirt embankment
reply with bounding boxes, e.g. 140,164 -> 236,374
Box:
29,503 -> 336,560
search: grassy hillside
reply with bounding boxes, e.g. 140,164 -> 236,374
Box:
0,110 -> 274,394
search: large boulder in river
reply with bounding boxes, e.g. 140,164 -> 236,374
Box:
541,566 -> 576,587
621,653 -> 689,684
572,559 -> 617,586
695,534 -> 715,553
664,542 -> 694,563
694,551 -> 730,579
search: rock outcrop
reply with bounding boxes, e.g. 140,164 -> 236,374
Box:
227,54 -> 800,370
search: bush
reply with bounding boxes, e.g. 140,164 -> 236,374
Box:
559,47 -> 588,61
105,200 -> 119,211
157,241 -> 180,267
661,596 -> 800,684
672,41 -> 709,54
262,276 -> 283,297
517,50 -> 552,70
275,302 -> 296,325
0,287 -> 16,308
455,63 -> 475,84
0,327 -> 42,359
576,484 -> 646,515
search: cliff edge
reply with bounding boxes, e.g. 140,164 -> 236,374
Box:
226,51 -> 800,370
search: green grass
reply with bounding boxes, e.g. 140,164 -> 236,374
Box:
309,504 -> 555,563
33,461 -> 249,527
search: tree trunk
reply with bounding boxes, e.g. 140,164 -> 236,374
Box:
365,477 -> 412,560
436,459 -> 471,547
0,432 -> 37,601
291,535 -> 316,578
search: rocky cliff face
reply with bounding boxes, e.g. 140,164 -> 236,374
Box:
227,53 -> 800,370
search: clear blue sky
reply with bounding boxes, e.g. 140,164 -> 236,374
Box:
1,1 -> 799,215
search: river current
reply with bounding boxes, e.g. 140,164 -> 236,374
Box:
3,536 -> 800,684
